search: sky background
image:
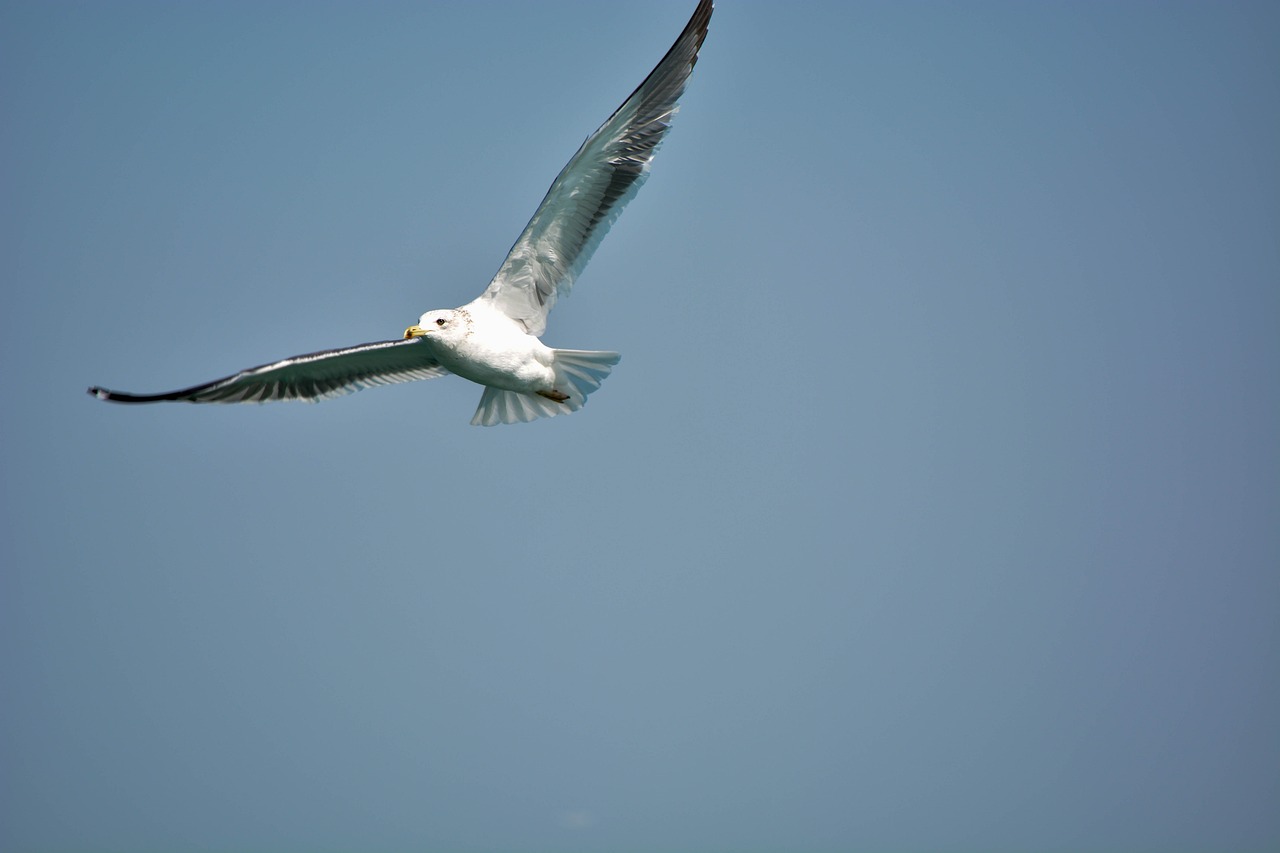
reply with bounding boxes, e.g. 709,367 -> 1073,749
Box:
3,1 -> 1278,851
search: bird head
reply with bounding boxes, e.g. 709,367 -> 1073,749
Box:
404,309 -> 463,342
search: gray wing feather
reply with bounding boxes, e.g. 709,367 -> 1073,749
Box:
88,338 -> 449,404
474,0 -> 713,335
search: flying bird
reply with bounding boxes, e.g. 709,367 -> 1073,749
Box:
89,0 -> 712,426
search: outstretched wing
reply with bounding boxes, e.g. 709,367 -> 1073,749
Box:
88,338 -> 449,404
472,0 -> 713,336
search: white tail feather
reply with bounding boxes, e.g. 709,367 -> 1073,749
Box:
470,349 -> 620,426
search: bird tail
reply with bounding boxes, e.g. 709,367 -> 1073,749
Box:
470,349 -> 620,426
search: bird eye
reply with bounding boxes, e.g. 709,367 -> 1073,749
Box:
436,318 -> 446,326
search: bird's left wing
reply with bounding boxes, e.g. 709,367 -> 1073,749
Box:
89,338 -> 449,404
472,0 -> 713,336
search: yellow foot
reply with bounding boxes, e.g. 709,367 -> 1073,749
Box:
537,389 -> 570,404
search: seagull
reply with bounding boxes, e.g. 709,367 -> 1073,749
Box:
89,0 -> 712,426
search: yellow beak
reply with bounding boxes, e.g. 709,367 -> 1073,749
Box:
404,325 -> 427,339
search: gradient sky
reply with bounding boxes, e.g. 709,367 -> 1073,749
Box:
3,1 -> 1278,851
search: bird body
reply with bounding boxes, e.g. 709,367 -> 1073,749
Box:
408,306 -> 557,394
89,0 -> 711,425
405,303 -> 621,425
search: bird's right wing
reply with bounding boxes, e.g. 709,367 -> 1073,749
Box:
472,0 -> 713,336
88,338 -> 449,404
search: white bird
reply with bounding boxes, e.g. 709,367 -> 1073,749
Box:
89,0 -> 713,426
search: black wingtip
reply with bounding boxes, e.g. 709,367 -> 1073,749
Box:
88,385 -> 136,403
87,385 -> 174,403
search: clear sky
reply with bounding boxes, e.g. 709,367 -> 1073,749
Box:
3,1 -> 1278,850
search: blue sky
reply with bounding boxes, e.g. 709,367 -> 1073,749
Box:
3,1 -> 1278,850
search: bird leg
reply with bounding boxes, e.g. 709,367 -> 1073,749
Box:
537,389 -> 571,404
